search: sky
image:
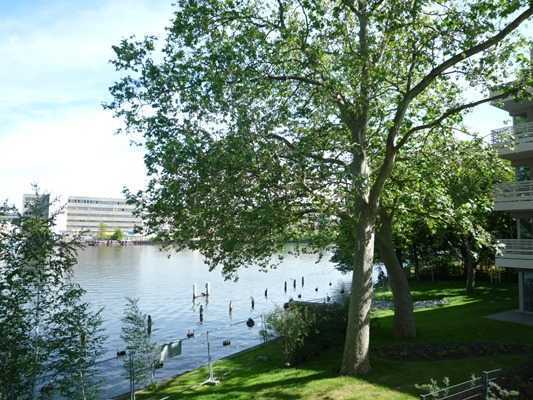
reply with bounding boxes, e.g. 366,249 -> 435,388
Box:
0,0 -> 524,224
0,0 -> 174,214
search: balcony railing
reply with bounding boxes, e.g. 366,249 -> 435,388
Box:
498,239 -> 533,256
494,180 -> 533,211
491,122 -> 533,155
496,239 -> 533,269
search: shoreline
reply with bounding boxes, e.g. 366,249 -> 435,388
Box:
112,339 -> 279,400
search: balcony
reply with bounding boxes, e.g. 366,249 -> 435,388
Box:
494,181 -> 533,212
491,122 -> 533,161
496,239 -> 533,269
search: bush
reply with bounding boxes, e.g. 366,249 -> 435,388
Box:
266,304 -> 316,365
266,300 -> 348,366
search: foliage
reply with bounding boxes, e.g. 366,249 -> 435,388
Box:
266,304 -> 317,365
121,297 -> 159,389
106,0 -> 531,275
112,228 -> 125,241
48,286 -> 105,400
266,300 -> 347,365
335,135 -> 513,275
414,377 -> 450,399
488,382 -> 519,400
0,193 -> 104,400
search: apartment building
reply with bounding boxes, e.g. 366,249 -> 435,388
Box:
491,87 -> 533,313
66,196 -> 142,238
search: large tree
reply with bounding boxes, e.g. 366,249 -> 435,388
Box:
107,0 -> 532,374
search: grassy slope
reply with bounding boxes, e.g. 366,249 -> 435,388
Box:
137,281 -> 533,400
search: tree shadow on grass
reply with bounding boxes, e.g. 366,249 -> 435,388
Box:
375,281 -> 517,303
144,358 -> 333,400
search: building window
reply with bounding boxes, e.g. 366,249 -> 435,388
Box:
516,165 -> 530,181
519,218 -> 533,239
524,271 -> 533,313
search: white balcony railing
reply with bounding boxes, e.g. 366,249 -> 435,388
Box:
491,122 -> 533,155
496,239 -> 533,269
498,239 -> 533,256
494,180 -> 533,211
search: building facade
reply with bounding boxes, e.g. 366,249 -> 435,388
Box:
491,91 -> 533,313
66,196 -> 142,238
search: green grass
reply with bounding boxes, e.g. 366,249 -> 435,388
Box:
136,281 -> 533,400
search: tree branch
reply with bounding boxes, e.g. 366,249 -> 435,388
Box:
265,74 -> 323,86
401,6 -> 533,121
396,88 -> 519,148
369,5 -> 532,210
268,133 -> 347,167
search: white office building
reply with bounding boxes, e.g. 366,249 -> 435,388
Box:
66,196 -> 142,238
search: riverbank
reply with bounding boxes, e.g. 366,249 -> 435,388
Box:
133,281 -> 533,399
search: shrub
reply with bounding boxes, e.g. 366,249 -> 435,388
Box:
266,300 -> 348,365
415,377 -> 450,399
266,304 -> 316,365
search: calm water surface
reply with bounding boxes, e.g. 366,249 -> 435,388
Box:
73,245 -> 354,398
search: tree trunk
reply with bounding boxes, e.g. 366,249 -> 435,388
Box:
340,209 -> 375,375
412,243 -> 420,280
376,212 -> 416,338
462,236 -> 476,294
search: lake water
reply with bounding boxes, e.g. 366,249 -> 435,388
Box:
72,245 -> 355,398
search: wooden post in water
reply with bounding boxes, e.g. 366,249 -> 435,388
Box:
205,282 -> 210,297
193,284 -> 197,300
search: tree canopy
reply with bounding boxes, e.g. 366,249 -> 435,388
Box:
107,0 -> 532,374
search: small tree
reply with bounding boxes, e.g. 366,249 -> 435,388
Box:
112,229 -> 125,241
121,298 -> 158,398
48,284 -> 105,400
0,192 -> 104,399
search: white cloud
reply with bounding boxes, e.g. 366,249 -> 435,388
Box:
0,0 -> 174,228
0,107 -> 146,227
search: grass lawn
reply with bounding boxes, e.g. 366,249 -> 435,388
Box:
135,281 -> 533,400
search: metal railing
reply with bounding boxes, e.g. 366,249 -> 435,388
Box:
497,239 -> 533,258
491,122 -> 533,154
420,369 -> 501,400
494,180 -> 533,208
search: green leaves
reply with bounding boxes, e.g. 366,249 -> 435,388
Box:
0,193 -> 104,399
107,0 -> 530,280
